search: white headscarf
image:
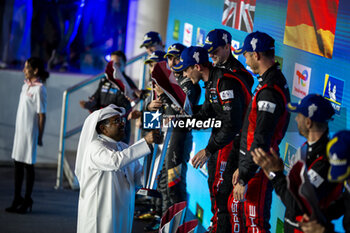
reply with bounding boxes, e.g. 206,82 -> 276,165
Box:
75,104 -> 126,183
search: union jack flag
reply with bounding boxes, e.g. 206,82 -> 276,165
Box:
222,0 -> 256,33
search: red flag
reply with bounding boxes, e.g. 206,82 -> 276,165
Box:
151,61 -> 192,115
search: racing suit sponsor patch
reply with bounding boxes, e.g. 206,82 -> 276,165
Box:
223,105 -> 232,111
308,169 -> 324,188
257,100 -> 276,113
220,90 -> 234,100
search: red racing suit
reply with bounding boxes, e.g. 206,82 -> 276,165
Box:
193,66 -> 252,233
228,63 -> 291,232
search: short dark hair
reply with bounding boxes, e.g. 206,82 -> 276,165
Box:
111,51 -> 127,63
313,121 -> 329,131
260,49 -> 275,59
96,119 -> 109,134
185,62 -> 212,71
201,62 -> 213,69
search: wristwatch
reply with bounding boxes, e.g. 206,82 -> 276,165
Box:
238,179 -> 245,186
268,171 -> 277,180
204,148 -> 212,158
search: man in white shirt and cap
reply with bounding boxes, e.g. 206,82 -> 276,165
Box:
75,104 -> 162,233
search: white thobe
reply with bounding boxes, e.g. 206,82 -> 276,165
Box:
11,81 -> 47,164
77,135 -> 151,233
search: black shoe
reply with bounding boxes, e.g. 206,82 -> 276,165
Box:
144,216 -> 160,232
5,197 -> 24,213
16,198 -> 33,214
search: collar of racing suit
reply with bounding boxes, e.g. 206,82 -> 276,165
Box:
204,67 -> 216,88
305,130 -> 329,167
220,53 -> 235,68
257,62 -> 280,85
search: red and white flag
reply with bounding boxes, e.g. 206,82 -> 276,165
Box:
151,61 -> 192,115
160,201 -> 187,233
175,220 -> 198,233
222,0 -> 256,33
104,61 -> 135,100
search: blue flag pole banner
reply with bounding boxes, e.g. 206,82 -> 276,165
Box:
283,142 -> 298,174
196,27 -> 206,46
231,39 -> 240,59
173,19 -> 180,40
323,74 -> 344,114
183,22 -> 193,47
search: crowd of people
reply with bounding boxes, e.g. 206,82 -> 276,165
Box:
0,0 -> 128,72
5,28 -> 350,233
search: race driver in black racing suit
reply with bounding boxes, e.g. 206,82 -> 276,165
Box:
173,46 -> 252,233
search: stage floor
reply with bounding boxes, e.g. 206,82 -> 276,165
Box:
0,165 -> 152,233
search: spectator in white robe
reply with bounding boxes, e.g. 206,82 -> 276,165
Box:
75,104 -> 162,233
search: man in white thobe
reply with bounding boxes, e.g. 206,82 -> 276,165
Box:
75,104 -> 162,233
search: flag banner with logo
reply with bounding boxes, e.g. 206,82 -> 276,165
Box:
151,61 -> 192,115
287,160 -> 327,225
183,23 -> 193,47
160,201 -> 187,233
322,74 -> 344,114
283,0 -> 339,58
231,39 -> 240,59
175,220 -> 198,233
283,142 -> 297,174
173,20 -> 180,40
196,27 -> 206,46
221,0 -> 256,33
291,63 -> 311,99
